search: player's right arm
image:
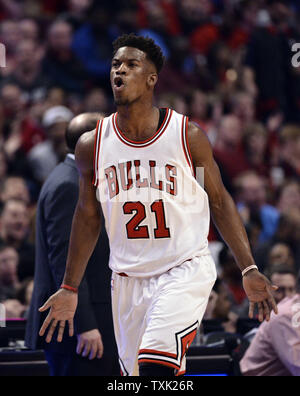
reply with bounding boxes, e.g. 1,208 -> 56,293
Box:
39,130 -> 102,343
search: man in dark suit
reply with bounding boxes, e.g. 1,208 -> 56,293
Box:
25,113 -> 119,376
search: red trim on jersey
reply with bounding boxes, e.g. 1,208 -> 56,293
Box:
93,120 -> 104,188
112,109 -> 173,148
92,120 -> 100,186
139,349 -> 177,359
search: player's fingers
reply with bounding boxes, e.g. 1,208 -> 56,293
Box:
258,302 -> 264,323
82,341 -> 92,358
68,320 -> 74,337
45,319 -> 58,343
89,341 -> 98,361
268,294 -> 278,315
39,312 -> 53,337
97,339 -> 104,359
263,300 -> 271,322
57,321 -> 66,343
39,298 -> 52,312
76,338 -> 84,355
249,302 -> 255,319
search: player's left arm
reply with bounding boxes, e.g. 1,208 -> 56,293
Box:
187,121 -> 278,322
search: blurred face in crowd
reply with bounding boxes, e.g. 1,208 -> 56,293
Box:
269,1 -> 292,25
48,21 -> 73,53
282,136 -> 300,159
48,121 -> 69,151
269,243 -> 295,269
218,115 -> 242,150
179,0 -> 212,21
19,19 -> 39,41
69,0 -> 93,14
271,273 -> 297,303
232,93 -> 255,124
190,91 -> 208,121
1,177 -> 30,205
239,173 -> 267,208
0,84 -> 23,117
0,21 -> 20,53
245,125 -> 267,157
277,210 -> 300,244
0,200 -> 30,243
146,4 -> 167,32
278,182 -> 300,213
111,47 -> 158,107
15,40 -> 40,72
0,247 -> 19,287
85,89 -> 108,113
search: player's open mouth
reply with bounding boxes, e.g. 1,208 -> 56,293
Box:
114,77 -> 125,91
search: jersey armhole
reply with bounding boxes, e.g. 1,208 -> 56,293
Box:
93,119 -> 103,187
181,116 -> 196,178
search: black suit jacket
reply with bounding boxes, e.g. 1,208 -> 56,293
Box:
25,156 -> 112,350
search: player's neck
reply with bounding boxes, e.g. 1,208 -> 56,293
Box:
116,102 -> 160,141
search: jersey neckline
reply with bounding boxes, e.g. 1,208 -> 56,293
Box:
112,108 -> 173,148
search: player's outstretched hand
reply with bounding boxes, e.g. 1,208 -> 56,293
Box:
39,289 -> 78,343
243,270 -> 278,323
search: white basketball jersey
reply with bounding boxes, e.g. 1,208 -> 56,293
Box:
93,108 -> 211,277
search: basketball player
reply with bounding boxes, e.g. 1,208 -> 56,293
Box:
39,34 -> 278,376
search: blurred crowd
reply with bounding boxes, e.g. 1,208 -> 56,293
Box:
0,0 -> 299,336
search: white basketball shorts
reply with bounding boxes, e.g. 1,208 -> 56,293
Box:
111,254 -> 217,376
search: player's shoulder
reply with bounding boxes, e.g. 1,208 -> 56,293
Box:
75,128 -> 97,171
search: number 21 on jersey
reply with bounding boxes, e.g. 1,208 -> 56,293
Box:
123,199 -> 171,239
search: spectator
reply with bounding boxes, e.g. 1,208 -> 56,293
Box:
240,278 -> 300,376
84,88 -> 109,114
231,92 -> 256,129
3,39 -> 49,105
0,243 -> 19,301
0,176 -> 31,205
0,83 -> 43,178
19,18 -> 40,42
0,199 -> 35,281
244,0 -> 293,120
254,210 -> 300,273
214,115 -> 249,185
71,6 -> 114,88
0,20 -> 20,76
60,0 -> 94,30
269,266 -> 297,304
279,125 -> 300,181
204,278 -> 238,334
235,172 -> 280,243
43,19 -> 87,94
28,105 -> 74,183
277,180 -> 300,215
189,90 -> 209,131
243,122 -> 269,178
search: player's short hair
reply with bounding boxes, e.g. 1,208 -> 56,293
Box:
112,33 -> 165,74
